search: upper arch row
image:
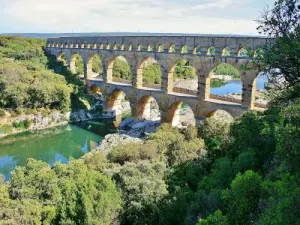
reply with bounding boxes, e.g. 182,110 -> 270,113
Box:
46,42 -> 263,57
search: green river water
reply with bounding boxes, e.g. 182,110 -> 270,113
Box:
0,120 -> 116,180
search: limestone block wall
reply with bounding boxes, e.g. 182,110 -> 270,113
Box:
45,35 -> 273,112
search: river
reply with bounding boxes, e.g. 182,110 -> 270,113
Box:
0,120 -> 116,180
210,75 -> 267,95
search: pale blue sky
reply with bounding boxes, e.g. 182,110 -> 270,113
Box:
0,0 -> 275,34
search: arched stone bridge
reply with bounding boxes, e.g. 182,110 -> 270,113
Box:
45,35 -> 272,122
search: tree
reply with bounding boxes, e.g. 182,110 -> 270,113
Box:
113,57 -> 132,80
1,159 -> 122,225
256,0 -> 300,106
197,210 -> 229,225
221,170 -> 263,225
116,161 -> 168,225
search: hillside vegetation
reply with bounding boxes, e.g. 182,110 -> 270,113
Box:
0,0 -> 299,224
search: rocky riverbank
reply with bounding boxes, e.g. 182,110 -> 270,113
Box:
0,107 -> 103,138
85,118 -> 161,157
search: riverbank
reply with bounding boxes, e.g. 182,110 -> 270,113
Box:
0,105 -> 104,138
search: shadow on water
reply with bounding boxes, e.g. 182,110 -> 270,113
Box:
0,118 -> 117,180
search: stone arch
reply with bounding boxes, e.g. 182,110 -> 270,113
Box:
180,45 -> 188,54
128,44 -> 133,51
168,59 -> 197,95
56,51 -> 67,62
113,43 -> 118,50
70,43 -> 74,48
120,43 -> 125,50
166,101 -> 196,127
207,46 -> 216,56
136,95 -> 161,121
60,43 -> 63,48
105,89 -> 132,118
206,109 -> 233,120
86,43 -> 91,49
70,52 -> 84,74
93,43 -> 97,49
169,44 -> 176,53
147,44 -> 153,51
86,53 -> 103,79
238,47 -> 248,57
80,43 -> 85,48
55,43 -> 59,48
222,47 -> 231,56
204,62 -> 242,103
64,42 -> 69,48
137,56 -> 162,89
75,43 -> 79,48
99,43 -> 104,49
106,43 -> 111,50
193,46 -> 201,55
107,55 -> 132,83
157,44 -> 164,52
137,43 -> 142,51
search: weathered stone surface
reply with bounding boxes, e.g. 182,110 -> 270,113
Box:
119,118 -> 160,138
95,133 -> 142,155
46,35 -> 271,125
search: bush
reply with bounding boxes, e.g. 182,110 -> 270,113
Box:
108,143 -> 142,165
12,119 -> 32,130
0,108 -> 5,117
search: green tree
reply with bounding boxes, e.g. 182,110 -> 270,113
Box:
143,63 -> 162,84
174,60 -> 196,79
113,57 -> 132,80
256,0 -> 300,106
116,161 -> 168,225
92,54 -> 102,74
197,210 -> 229,225
221,170 -> 263,225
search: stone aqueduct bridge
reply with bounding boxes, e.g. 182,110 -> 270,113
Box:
45,35 -> 270,123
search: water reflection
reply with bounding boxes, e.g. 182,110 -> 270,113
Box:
0,119 -> 116,180
210,75 -> 268,96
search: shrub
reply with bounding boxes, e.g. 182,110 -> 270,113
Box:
12,119 -> 32,130
0,108 -> 5,117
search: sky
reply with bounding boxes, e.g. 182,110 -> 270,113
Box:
0,0 -> 275,35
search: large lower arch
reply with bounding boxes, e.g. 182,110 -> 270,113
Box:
107,56 -> 132,84
168,59 -> 197,95
136,95 -> 161,121
70,52 -> 84,75
56,51 -> 68,66
86,53 -> 103,79
105,89 -> 131,118
137,57 -> 162,89
206,109 -> 233,121
166,101 -> 196,127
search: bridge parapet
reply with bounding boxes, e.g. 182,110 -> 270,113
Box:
46,35 -> 273,58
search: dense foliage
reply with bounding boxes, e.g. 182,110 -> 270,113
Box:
256,0 -> 300,106
112,57 -> 132,80
0,37 -> 73,111
0,159 -> 122,225
213,64 -> 240,78
142,63 -> 162,84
